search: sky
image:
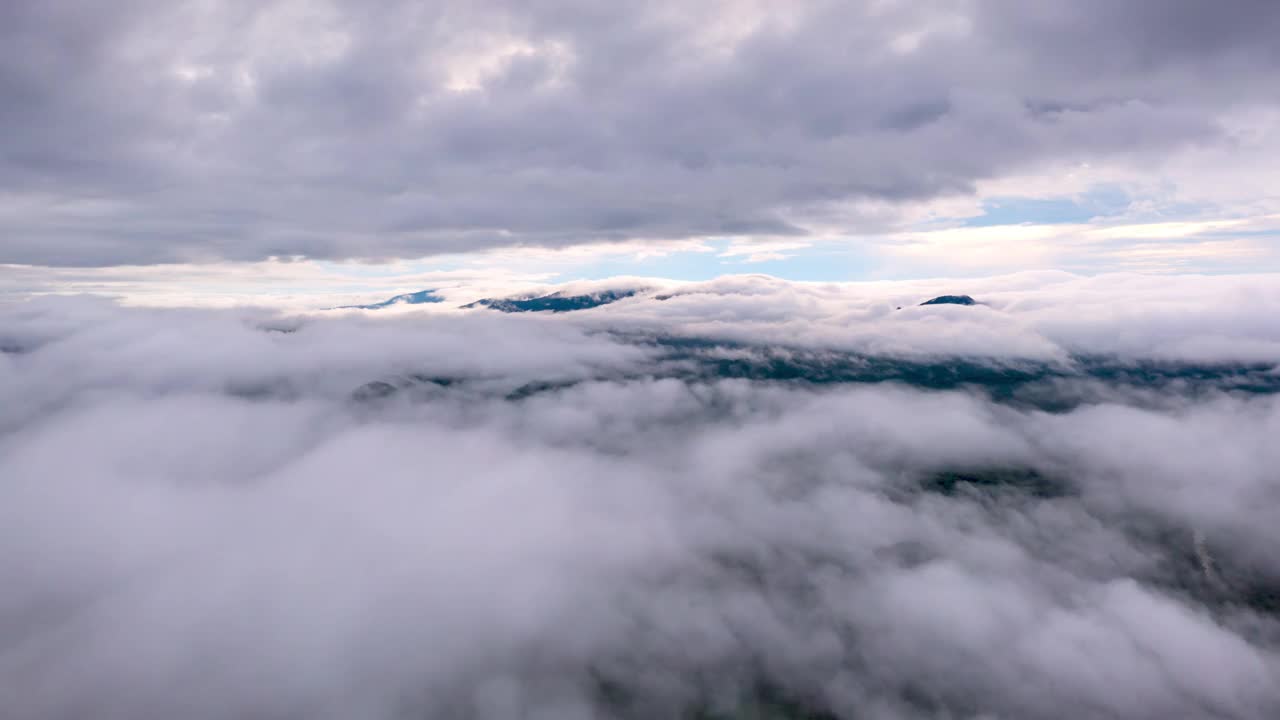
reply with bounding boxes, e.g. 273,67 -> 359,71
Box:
5,5 -> 1280,715
4,0 -> 1280,305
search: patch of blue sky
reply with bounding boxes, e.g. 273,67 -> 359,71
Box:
963,185 -> 1131,227
553,239 -> 872,282
1137,200 -> 1215,220
1199,228 -> 1280,239
717,247 -> 874,282
311,260 -> 419,278
545,243 -> 724,282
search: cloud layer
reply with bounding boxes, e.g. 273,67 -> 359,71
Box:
4,0 -> 1280,266
3,275 -> 1279,718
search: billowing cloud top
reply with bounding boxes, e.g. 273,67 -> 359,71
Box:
4,0 -> 1280,267
3,274 -> 1280,718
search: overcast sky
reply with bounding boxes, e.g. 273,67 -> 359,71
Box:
4,1 -> 1280,299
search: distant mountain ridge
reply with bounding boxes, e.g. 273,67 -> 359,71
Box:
334,290 -> 444,310
920,294 -> 977,306
345,336 -> 1280,412
332,284 -> 979,314
462,289 -> 639,313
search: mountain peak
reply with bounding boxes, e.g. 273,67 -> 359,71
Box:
334,290 -> 443,310
920,294 -> 977,306
462,288 -> 639,313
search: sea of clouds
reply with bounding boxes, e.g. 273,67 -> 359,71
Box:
3,273 -> 1280,719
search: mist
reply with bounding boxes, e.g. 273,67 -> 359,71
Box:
2,277 -> 1279,719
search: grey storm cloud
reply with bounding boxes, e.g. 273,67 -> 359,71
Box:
3,0 -> 1280,266
2,275 -> 1280,718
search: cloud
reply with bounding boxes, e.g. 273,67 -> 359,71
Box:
3,1 -> 1279,266
872,216 -> 1280,275
2,275 -> 1279,718
719,239 -> 814,263
559,271 -> 1280,364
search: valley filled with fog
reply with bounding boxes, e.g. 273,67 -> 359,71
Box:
3,274 -> 1279,719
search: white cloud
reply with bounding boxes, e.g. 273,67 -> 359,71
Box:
6,1 -> 1280,266
718,239 -> 813,263
3,284 -> 1279,716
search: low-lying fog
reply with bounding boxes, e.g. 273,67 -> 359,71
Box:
3,274 -> 1279,719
